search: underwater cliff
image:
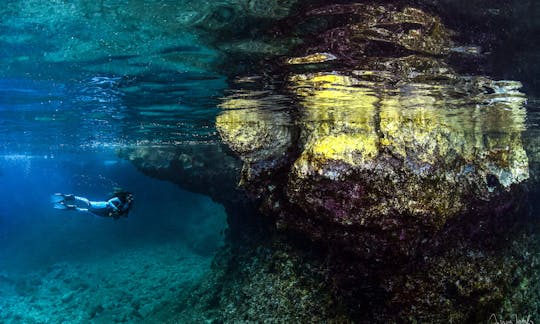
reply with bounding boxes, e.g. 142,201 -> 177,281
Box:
1,0 -> 540,323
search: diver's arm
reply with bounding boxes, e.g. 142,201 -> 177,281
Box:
108,198 -> 120,211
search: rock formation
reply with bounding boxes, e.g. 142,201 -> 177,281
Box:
125,2 -> 540,322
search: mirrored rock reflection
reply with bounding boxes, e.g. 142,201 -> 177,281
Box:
218,56 -> 529,232
216,37 -> 534,322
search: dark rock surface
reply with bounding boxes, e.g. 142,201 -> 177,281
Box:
124,1 -> 540,322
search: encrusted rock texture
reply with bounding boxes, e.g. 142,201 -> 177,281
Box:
126,1 -> 540,322
213,2 -> 540,322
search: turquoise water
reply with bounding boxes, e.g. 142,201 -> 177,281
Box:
0,3 -> 230,321
0,43 -> 228,320
0,151 -> 227,322
1,1 -> 540,322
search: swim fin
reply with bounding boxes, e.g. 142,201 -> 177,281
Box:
53,202 -> 77,210
51,193 -> 75,203
51,194 -> 65,204
53,203 -> 67,210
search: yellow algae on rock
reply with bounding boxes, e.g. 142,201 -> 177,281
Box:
377,80 -> 528,188
217,63 -> 529,233
286,52 -> 337,65
309,133 -> 379,164
216,92 -> 293,163
282,68 -> 529,193
288,73 -> 379,170
217,108 -> 265,153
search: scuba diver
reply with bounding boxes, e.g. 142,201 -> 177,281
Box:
52,189 -> 134,219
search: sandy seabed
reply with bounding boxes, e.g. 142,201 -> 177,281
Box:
0,242 -> 211,323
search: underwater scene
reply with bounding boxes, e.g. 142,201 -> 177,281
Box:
1,0 -> 540,323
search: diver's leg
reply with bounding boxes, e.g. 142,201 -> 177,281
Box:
72,196 -> 91,208
63,205 -> 90,214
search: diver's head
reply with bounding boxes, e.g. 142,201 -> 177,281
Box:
111,188 -> 133,204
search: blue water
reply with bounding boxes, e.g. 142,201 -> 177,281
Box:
0,151 -> 226,271
0,149 -> 227,322
0,2 -> 235,321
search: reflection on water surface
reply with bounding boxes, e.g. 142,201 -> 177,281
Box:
218,53 -> 530,226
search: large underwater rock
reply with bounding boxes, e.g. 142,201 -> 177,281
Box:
119,144 -> 242,205
217,4 -> 530,258
122,1 -> 540,322
211,3 -> 540,322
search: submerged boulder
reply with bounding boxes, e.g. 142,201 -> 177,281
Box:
213,3 -> 537,321
218,56 -> 529,259
286,67 -> 528,253
123,1 -> 538,322
117,143 -> 247,213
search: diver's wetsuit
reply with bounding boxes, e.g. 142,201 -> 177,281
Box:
53,192 -> 132,218
69,196 -> 122,217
